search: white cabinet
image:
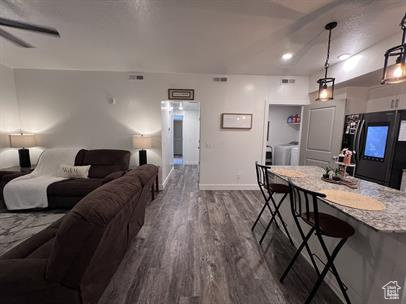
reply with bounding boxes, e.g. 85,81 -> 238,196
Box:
366,83 -> 406,112
366,96 -> 399,113
398,94 -> 406,110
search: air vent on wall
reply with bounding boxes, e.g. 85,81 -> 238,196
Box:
213,77 -> 228,82
281,78 -> 296,84
129,74 -> 144,80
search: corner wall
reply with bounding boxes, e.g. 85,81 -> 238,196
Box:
0,64 -> 20,168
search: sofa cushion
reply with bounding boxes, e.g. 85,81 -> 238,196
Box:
102,170 -> 126,184
2,172 -> 30,183
75,149 -> 130,178
47,178 -> 103,197
72,173 -> 143,226
27,239 -> 55,259
46,172 -> 143,289
48,196 -> 86,210
0,259 -> 80,304
127,164 -> 158,186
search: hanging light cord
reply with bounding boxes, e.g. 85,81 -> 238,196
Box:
324,27 -> 332,78
401,13 -> 406,45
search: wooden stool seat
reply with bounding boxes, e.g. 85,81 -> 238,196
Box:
302,212 -> 355,238
268,183 -> 290,194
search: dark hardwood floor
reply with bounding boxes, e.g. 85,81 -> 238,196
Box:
99,165 -> 342,304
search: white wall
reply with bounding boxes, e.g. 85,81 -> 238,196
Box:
344,87 -> 369,115
13,69 -> 309,189
199,76 -> 309,190
0,64 -> 20,168
182,109 -> 200,165
267,105 -> 301,152
14,69 -> 162,168
160,101 -> 174,187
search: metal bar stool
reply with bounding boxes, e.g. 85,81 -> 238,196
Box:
252,162 -> 294,245
280,181 -> 354,304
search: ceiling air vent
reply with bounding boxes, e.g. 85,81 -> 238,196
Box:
281,78 -> 296,84
213,77 -> 228,82
129,74 -> 144,80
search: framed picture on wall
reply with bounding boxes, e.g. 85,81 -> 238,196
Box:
168,89 -> 195,100
221,113 -> 253,129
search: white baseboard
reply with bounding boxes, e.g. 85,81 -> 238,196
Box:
199,184 -> 258,190
161,167 -> 174,189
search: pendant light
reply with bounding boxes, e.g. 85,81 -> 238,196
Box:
316,21 -> 337,101
381,13 -> 406,85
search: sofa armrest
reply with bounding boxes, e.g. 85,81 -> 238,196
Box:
102,170 -> 125,184
2,172 -> 30,183
0,259 -> 80,304
0,258 -> 47,290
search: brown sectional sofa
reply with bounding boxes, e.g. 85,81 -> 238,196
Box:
0,149 -> 131,210
0,164 -> 158,304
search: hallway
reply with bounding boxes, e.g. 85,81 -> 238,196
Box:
100,165 -> 341,304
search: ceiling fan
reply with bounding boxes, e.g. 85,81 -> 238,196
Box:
0,17 -> 59,48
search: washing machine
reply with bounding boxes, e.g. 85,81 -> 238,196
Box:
273,143 -> 299,165
290,146 -> 300,165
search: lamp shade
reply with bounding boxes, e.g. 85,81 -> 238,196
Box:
9,134 -> 36,148
132,134 -> 152,149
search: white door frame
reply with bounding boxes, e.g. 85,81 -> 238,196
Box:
261,99 -> 308,165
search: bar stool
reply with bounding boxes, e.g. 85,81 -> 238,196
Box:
252,162 -> 294,245
280,181 -> 354,304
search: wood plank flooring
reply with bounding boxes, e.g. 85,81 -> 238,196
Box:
99,166 -> 342,304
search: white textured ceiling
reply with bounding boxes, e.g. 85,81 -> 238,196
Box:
0,0 -> 405,75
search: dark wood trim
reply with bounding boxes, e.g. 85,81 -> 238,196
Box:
168,89 -> 195,100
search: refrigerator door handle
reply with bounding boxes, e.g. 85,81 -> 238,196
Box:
355,119 -> 365,164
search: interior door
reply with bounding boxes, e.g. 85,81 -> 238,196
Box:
173,120 -> 183,156
300,98 -> 346,168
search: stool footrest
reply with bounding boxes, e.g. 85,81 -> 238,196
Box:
312,253 -> 348,291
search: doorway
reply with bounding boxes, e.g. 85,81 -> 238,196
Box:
160,100 -> 201,187
173,116 -> 183,165
265,104 -> 303,166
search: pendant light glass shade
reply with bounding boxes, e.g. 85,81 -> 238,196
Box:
316,77 -> 335,102
381,13 -> 406,85
316,22 -> 337,101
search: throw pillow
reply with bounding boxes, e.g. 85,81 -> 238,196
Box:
58,164 -> 90,179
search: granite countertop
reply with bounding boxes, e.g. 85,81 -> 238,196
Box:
269,166 -> 406,233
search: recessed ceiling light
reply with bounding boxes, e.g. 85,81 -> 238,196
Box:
338,54 -> 351,61
282,53 -> 293,60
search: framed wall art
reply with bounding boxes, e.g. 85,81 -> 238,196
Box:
221,113 -> 253,129
168,89 -> 195,100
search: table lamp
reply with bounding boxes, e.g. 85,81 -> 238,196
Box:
9,133 -> 36,168
133,134 -> 152,166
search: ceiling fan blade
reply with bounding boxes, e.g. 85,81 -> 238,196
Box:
0,28 -> 34,48
0,17 -> 59,37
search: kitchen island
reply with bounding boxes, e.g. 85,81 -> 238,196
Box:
268,166 -> 406,304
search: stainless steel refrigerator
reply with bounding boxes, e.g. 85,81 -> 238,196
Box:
341,110 -> 406,188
